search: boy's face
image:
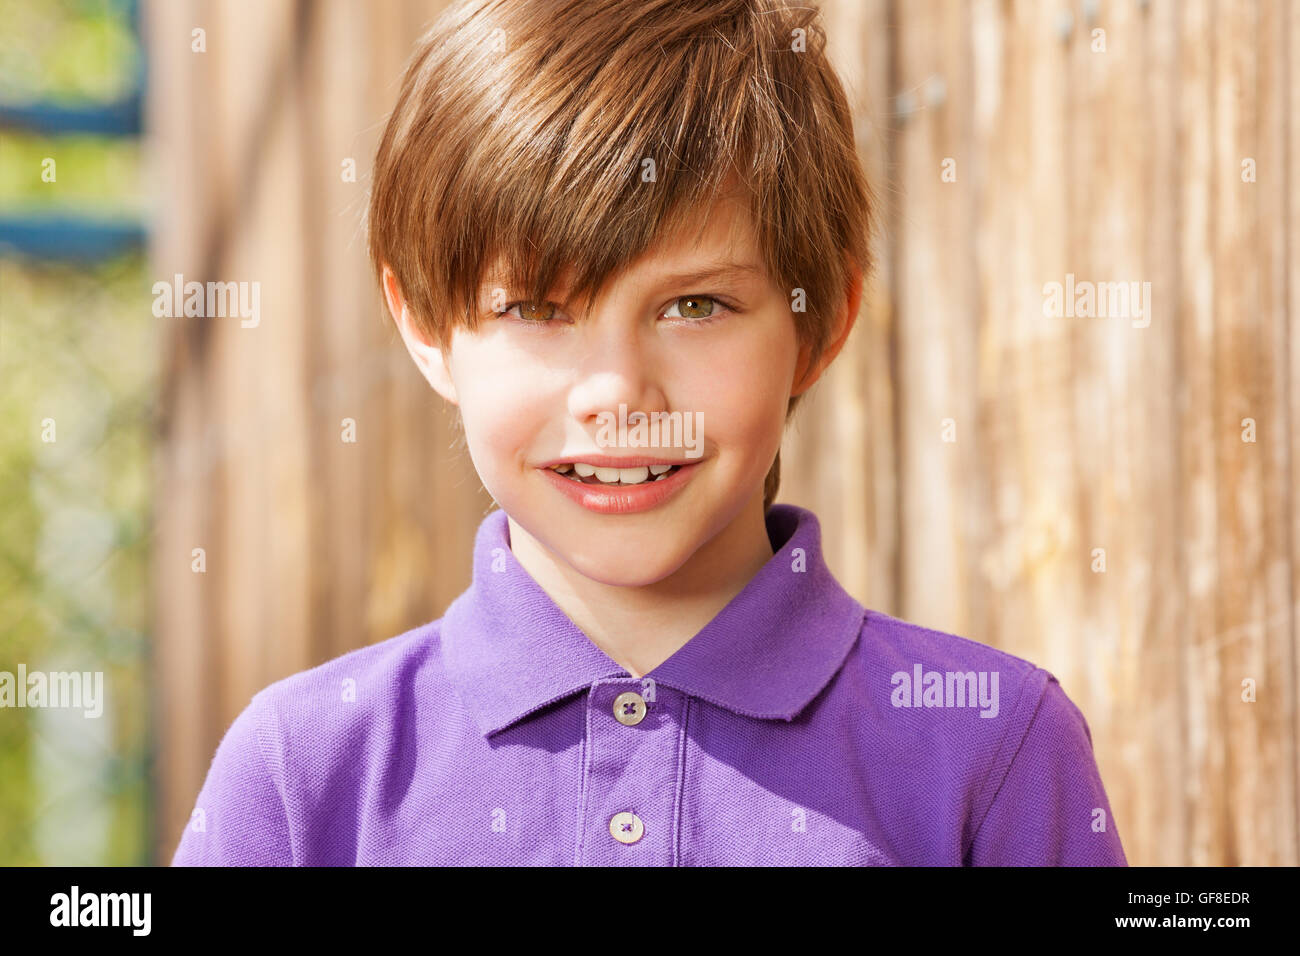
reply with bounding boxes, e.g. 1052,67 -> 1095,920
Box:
394,193 -> 827,587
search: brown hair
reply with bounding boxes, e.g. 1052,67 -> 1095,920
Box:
368,0 -> 874,510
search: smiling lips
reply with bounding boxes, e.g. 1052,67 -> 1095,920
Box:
548,461 -> 680,486
539,455 -> 702,514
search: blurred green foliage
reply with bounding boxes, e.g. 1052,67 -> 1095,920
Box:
0,0 -> 140,103
0,256 -> 155,866
0,132 -> 142,216
0,0 -> 150,865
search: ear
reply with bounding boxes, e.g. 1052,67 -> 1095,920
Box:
383,265 -> 459,406
791,260 -> 864,396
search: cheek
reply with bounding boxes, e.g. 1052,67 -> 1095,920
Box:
691,317 -> 796,455
448,343 -> 548,471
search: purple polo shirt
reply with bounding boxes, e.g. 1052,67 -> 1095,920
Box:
171,503 -> 1127,866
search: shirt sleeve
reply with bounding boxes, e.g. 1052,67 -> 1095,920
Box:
966,672 -> 1128,866
170,692 -> 295,866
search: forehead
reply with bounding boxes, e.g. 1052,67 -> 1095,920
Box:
637,191 -> 766,277
483,188 -> 770,297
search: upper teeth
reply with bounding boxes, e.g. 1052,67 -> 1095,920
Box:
553,462 -> 675,484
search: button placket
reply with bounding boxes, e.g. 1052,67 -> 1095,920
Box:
580,679 -> 679,865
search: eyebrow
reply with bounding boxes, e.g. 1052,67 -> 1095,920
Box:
480,260 -> 769,304
651,261 -> 769,287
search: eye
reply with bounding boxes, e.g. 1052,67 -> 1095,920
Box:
502,300 -> 560,322
664,295 -> 721,320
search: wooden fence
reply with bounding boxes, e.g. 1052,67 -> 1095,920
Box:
148,0 -> 1299,866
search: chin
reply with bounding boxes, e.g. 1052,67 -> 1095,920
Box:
561,539 -> 694,587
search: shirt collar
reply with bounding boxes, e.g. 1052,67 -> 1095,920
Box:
441,503 -> 865,737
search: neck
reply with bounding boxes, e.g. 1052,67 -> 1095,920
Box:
506,490 -> 775,678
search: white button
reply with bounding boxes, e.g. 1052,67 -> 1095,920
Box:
613,691 -> 646,726
609,812 -> 644,844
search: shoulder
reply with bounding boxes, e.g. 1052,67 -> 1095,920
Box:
247,617 -> 451,751
839,607 -> 1065,793
200,615 -> 451,788
254,617 -> 444,710
852,607 -> 1058,719
172,619 -> 452,865
841,610 -> 1109,847
856,607 -> 1045,692
855,609 -> 1094,746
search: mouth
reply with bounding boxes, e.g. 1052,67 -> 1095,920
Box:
537,457 -> 703,514
545,461 -> 683,486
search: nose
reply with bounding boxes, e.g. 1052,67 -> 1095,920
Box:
565,321 -> 669,429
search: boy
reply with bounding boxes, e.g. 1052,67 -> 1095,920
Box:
172,0 -> 1127,865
